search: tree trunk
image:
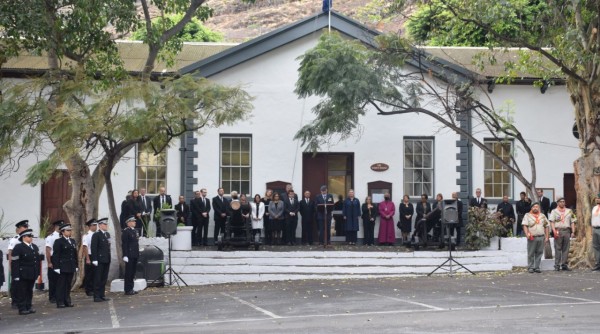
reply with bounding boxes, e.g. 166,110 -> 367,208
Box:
568,79 -> 600,268
62,154 -> 95,288
103,160 -> 124,276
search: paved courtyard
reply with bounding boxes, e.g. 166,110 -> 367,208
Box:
1,269 -> 599,333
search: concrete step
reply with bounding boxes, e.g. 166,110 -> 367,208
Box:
160,250 -> 512,285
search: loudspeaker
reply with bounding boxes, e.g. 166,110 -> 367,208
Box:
443,200 -> 458,224
160,209 -> 178,237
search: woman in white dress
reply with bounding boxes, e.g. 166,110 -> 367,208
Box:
250,194 -> 265,241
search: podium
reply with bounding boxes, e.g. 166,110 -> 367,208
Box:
317,200 -> 334,248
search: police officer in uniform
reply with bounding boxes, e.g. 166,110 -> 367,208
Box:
91,217 -> 111,302
591,193 -> 600,271
11,229 -> 40,315
7,220 -> 29,309
82,218 -> 98,296
53,223 -> 78,308
122,216 -> 140,295
0,248 -> 4,320
45,220 -> 62,303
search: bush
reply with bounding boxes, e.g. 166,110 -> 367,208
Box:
465,207 -> 512,250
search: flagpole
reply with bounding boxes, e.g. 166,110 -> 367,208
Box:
328,0 -> 331,33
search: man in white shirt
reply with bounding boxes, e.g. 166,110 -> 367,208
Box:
82,219 -> 98,296
591,193 -> 600,271
45,220 -> 63,303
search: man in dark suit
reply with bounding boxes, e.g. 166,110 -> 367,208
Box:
91,218 -> 111,302
469,188 -> 487,208
120,192 -> 131,230
52,223 -> 78,308
190,190 -> 202,246
138,188 -> 152,215
315,185 -> 334,245
299,190 -> 316,245
11,229 -> 40,315
191,188 -> 211,246
450,192 -> 464,245
283,189 -> 300,245
497,195 -> 516,236
153,186 -> 172,236
122,216 -> 140,296
174,195 -> 189,226
537,189 -> 551,217
212,187 -> 229,244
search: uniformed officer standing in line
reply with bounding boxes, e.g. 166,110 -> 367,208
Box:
53,223 -> 78,308
11,229 -> 41,315
7,220 -> 29,309
122,216 -> 140,295
91,218 -> 111,302
82,218 -> 98,296
0,249 -> 5,320
45,220 -> 62,303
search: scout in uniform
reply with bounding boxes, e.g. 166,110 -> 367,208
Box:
45,220 -> 62,303
522,202 -> 550,273
122,216 -> 140,295
549,197 -> 576,271
11,229 -> 41,315
91,217 -> 111,302
82,218 -> 98,296
53,223 -> 78,308
7,220 -> 29,309
591,193 -> 600,271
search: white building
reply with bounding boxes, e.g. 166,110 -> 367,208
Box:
0,11 -> 578,242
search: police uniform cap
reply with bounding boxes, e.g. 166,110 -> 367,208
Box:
126,216 -> 136,223
86,218 -> 98,226
97,217 -> 109,225
59,223 -> 73,231
320,185 -> 327,191
19,229 -> 34,240
51,220 -> 64,226
15,220 -> 29,228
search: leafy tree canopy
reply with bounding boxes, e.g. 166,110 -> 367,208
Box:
130,13 -> 223,43
405,0 -> 549,46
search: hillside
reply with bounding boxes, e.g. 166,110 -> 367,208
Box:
202,0 -> 407,42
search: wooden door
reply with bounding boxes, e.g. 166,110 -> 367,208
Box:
41,170 -> 71,230
563,173 -> 576,209
302,153 -> 328,198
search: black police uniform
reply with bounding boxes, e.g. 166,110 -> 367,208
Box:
52,236 -> 78,307
11,240 -> 40,314
91,229 -> 111,301
121,226 -> 140,294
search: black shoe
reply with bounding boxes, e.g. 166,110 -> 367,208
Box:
534,269 -> 542,273
12,304 -> 18,309
19,310 -> 31,315
94,298 -> 104,302
49,298 -> 56,304
101,297 -> 111,301
86,291 -> 94,297
57,304 -> 66,308
592,266 -> 600,271
554,266 -> 560,271
28,308 -> 36,314
561,266 -> 572,271
528,269 -> 534,273
66,303 -> 75,307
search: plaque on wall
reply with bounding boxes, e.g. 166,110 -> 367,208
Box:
370,163 -> 389,172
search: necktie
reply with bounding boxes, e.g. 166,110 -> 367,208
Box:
161,196 -> 164,206
203,197 -> 206,207
306,199 -> 308,204
142,197 -> 146,207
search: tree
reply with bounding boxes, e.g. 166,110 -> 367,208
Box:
399,0 -> 599,269
405,0 -> 546,46
0,0 -> 254,285
295,32 -> 539,205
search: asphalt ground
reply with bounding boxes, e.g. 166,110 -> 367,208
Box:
1,269 -> 599,333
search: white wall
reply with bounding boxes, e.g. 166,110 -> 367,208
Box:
471,84 -> 578,200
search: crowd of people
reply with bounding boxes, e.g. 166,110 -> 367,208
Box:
2,216 -> 140,316
3,186 -> 600,318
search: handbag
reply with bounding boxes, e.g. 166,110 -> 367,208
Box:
544,240 -> 553,259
